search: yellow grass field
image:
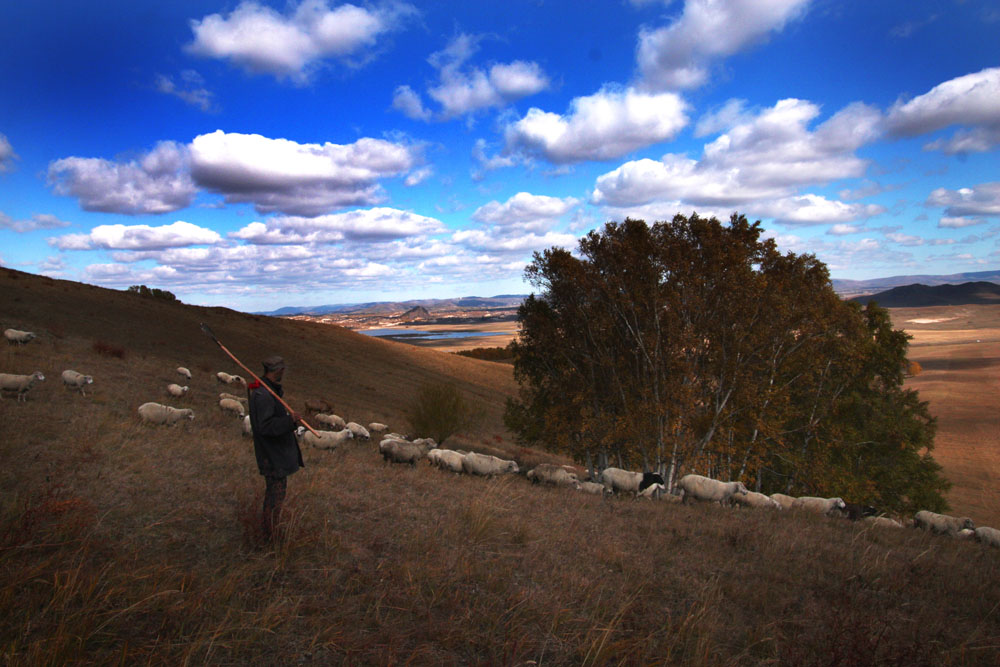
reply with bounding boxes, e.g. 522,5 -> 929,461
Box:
894,304 -> 1000,526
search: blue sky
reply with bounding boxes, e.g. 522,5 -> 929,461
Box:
1,0 -> 998,310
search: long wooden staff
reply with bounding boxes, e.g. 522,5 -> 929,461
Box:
200,323 -> 321,437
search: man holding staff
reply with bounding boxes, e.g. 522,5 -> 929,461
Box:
248,355 -> 304,540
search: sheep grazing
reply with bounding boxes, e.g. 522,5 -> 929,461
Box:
345,422 -> 370,441
314,413 -> 346,430
733,490 -> 782,510
913,510 -> 975,536
176,367 -> 192,380
166,383 -> 189,398
368,422 -> 388,435
639,482 -> 667,498
954,529 -> 976,541
975,526 -> 1000,548
577,481 -> 610,496
4,329 -> 37,345
215,372 -> 246,386
138,402 -> 194,425
672,474 -> 746,505
242,415 -> 252,437
462,452 -> 519,476
219,398 -> 246,418
527,463 -> 579,487
304,398 -> 332,413
380,438 -> 427,466
219,392 -> 248,405
0,371 -> 45,402
427,448 -> 466,472
600,468 -> 666,497
412,437 -> 437,450
791,496 -> 847,516
298,426 -> 352,450
769,493 -> 797,510
61,370 -> 94,396
864,515 -> 903,529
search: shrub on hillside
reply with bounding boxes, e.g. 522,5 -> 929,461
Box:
127,284 -> 178,303
907,360 -> 923,376
406,382 -> 475,446
454,346 -> 515,363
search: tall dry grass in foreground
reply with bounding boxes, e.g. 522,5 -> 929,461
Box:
1,270 -> 1000,664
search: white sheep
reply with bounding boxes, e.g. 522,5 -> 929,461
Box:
676,474 -> 748,505
138,402 -> 194,425
527,463 -> 579,487
975,526 -> 1000,548
380,438 -> 428,465
242,415 -> 252,437
314,413 -> 346,430
639,482 -> 667,498
345,422 -> 370,441
600,468 -> 667,497
176,367 -> 192,380
955,528 -> 976,541
219,398 -> 246,417
791,496 -> 847,516
577,481 -> 610,496
769,493 -> 797,510
461,452 -> 519,476
219,392 -> 247,404
385,432 -> 408,441
913,510 -> 975,536
427,448 -> 466,472
368,422 -> 388,435
61,370 -> 94,396
733,490 -> 782,510
166,383 -> 189,397
4,329 -> 37,345
864,515 -> 903,529
297,426 -> 352,450
0,371 -> 45,402
412,437 -> 437,450
215,372 -> 246,386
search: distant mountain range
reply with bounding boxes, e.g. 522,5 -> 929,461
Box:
832,270 -> 1000,297
256,271 -> 1000,316
848,281 -> 1000,308
256,294 -> 529,316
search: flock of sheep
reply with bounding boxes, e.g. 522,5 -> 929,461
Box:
5,325 -> 1000,552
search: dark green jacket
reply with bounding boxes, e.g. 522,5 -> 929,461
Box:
249,378 -> 303,478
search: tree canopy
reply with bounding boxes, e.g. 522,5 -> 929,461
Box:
504,214 -> 949,514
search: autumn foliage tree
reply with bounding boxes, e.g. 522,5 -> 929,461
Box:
505,214 -> 949,514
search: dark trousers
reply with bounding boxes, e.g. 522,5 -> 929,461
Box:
262,474 -> 287,539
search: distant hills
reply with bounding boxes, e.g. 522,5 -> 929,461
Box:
256,294 -> 529,316
849,281 -> 1000,308
832,270 -> 1000,298
256,270 -> 1000,316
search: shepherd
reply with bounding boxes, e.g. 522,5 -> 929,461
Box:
248,355 -> 304,540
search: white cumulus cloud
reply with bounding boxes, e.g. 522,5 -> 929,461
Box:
230,207 -> 445,244
887,67 -> 1000,153
503,86 -> 688,164
637,0 -> 811,90
48,142 -> 195,215
189,130 -> 418,216
592,99 -> 881,217
0,212 -> 72,233
0,133 -> 17,172
394,34 -> 549,120
926,183 -> 1000,217
187,0 -> 414,82
49,220 -> 221,251
472,192 -> 579,230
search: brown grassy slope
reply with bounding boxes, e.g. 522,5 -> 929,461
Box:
0,267 -> 517,438
895,304 -> 1000,528
2,269 -> 1000,663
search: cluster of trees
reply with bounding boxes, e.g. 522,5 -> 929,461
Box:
127,285 -> 178,302
505,214 -> 949,514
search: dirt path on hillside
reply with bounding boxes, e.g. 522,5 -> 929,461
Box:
904,330 -> 1000,527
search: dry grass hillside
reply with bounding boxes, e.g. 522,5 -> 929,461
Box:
2,269 -> 1000,664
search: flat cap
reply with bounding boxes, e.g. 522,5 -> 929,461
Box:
262,355 -> 286,372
